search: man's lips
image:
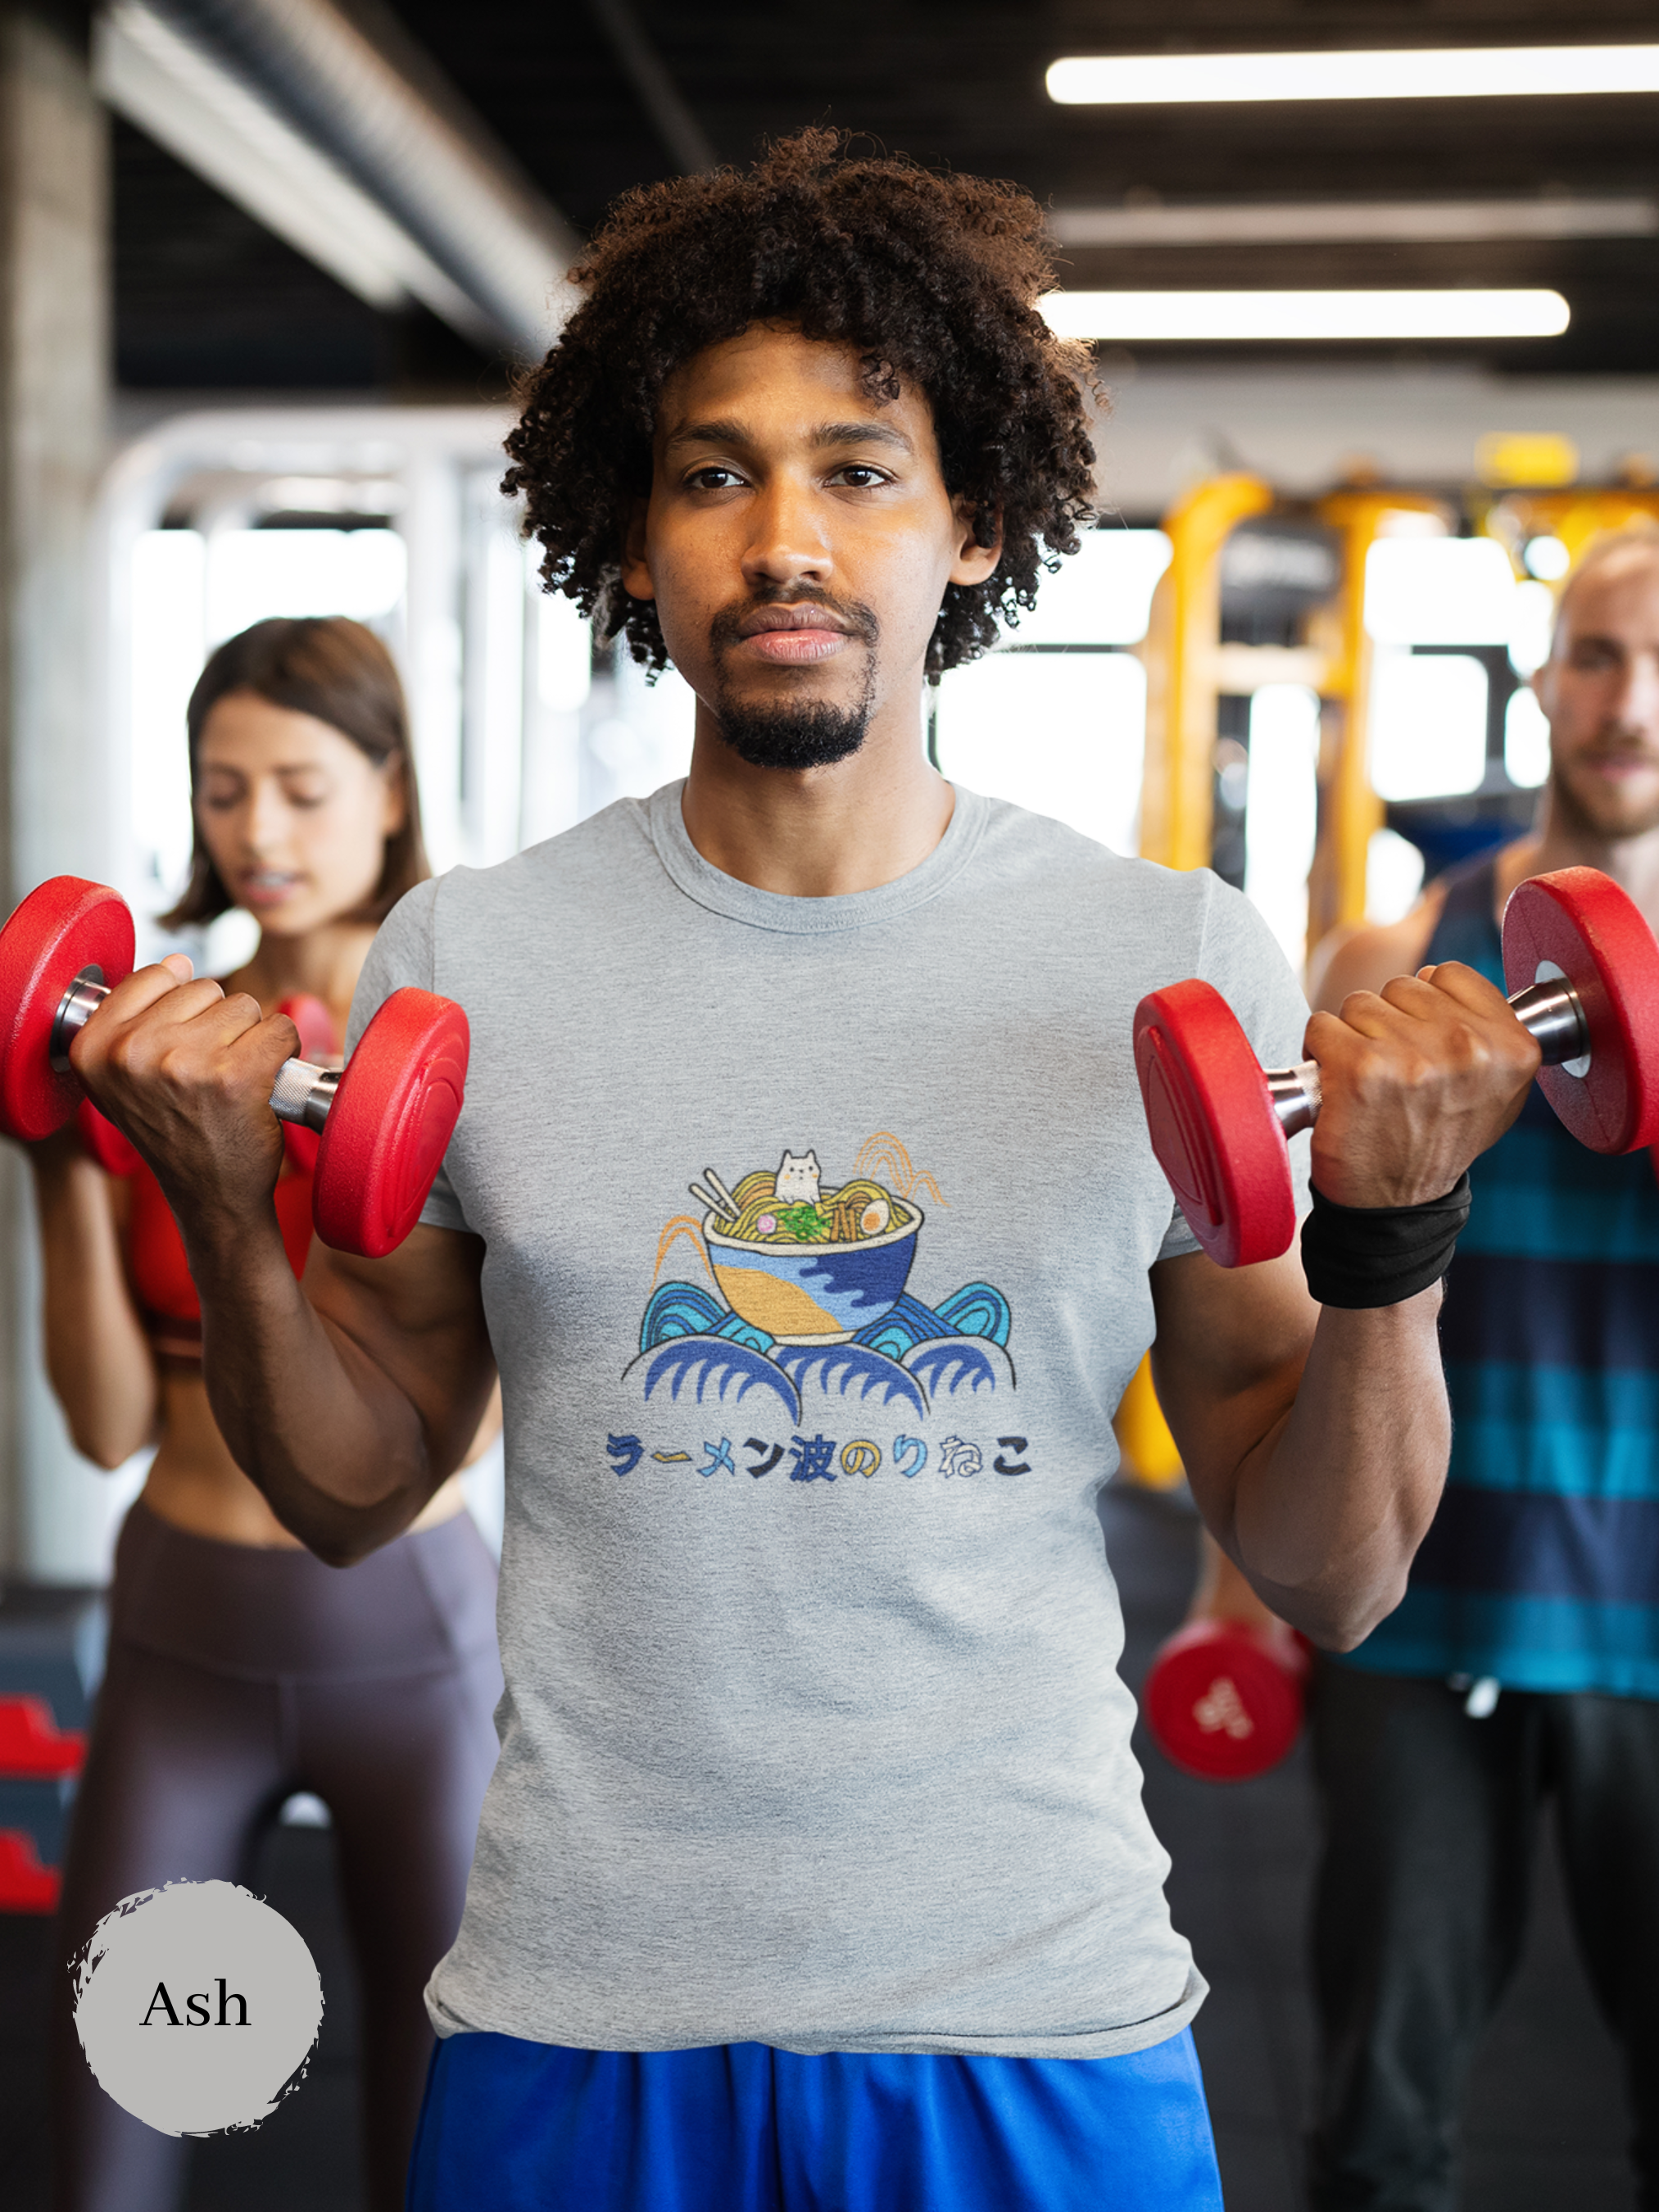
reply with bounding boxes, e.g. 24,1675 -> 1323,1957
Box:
1581,751 -> 1659,777
738,628 -> 850,664
731,602 -> 859,664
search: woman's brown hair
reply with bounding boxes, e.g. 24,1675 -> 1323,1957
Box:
160,615 -> 429,930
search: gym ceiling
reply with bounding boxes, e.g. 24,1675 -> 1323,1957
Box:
114,0 -> 1659,391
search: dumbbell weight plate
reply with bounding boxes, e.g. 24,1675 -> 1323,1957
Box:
1142,1618 -> 1309,1784
0,879 -> 134,1142
311,989 -> 469,1259
1133,980 -> 1298,1269
1502,867 -> 1659,1154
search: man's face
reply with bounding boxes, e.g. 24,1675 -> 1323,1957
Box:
620,324 -> 999,771
1535,548 -> 1659,841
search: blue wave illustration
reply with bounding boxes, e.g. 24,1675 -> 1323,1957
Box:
904,1336 -> 1015,1399
854,1291 -> 949,1359
624,1337 -> 801,1422
775,1342 -> 928,1418
936,1283 -> 1012,1349
640,1282 -> 723,1349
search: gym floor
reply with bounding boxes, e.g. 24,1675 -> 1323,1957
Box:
0,1482 -> 1633,2210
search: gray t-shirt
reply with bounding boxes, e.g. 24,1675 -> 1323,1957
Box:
348,781 -> 1312,2060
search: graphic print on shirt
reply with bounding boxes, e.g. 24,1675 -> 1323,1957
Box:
606,1132 -> 1031,1484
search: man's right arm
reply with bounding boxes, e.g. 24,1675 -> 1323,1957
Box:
69,955 -> 496,1564
195,1222 -> 496,1565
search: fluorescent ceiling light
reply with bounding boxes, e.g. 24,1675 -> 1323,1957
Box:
1046,46 -> 1659,106
96,0 -> 492,340
1048,198 -> 1657,248
1041,290 -> 1571,342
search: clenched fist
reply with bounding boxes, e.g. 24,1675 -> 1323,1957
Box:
1305,960 -> 1541,1210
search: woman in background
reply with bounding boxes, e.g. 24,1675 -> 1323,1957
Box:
35,617 -> 501,2212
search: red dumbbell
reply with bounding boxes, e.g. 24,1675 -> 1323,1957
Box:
1143,1617 -> 1310,1783
1134,865 -> 1659,1268
0,877 -> 469,1259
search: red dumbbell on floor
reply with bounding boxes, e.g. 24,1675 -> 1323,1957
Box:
0,877 -> 469,1259
1134,866 -> 1659,1268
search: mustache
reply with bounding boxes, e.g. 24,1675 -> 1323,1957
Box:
709,587 -> 879,653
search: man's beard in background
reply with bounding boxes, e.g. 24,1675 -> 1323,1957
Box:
706,591 -> 880,771
1552,730 -> 1659,841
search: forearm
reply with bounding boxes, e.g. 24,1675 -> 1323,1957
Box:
187,1206 -> 435,1564
1224,1288 -> 1448,1647
29,1145 -> 157,1467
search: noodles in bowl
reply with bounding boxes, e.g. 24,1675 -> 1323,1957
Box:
691,1158 -> 923,1343
713,1170 -> 915,1248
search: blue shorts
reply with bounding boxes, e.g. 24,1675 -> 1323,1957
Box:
406,2025 -> 1222,2212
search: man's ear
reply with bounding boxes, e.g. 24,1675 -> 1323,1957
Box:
620,496 -> 656,601
949,496 -> 1003,587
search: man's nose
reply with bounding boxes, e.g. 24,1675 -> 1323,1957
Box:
1613,650 -> 1659,735
740,478 -> 832,592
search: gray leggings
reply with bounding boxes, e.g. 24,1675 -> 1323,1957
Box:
51,1499 -> 502,2212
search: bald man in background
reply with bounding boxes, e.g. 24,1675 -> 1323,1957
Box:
1306,534 -> 1659,2211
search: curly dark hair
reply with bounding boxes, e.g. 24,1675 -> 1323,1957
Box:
503,128 -> 1099,679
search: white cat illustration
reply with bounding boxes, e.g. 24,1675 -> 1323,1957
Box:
773,1149 -> 822,1204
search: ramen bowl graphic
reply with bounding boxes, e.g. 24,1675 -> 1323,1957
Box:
704,1203 -> 923,1344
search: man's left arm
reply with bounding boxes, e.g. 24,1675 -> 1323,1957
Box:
1148,957 -> 1540,1648
1149,1251 -> 1444,1648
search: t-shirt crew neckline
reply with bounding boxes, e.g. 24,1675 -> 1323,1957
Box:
646,778 -> 989,936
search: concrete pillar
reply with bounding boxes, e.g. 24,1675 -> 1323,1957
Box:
0,2 -> 114,1580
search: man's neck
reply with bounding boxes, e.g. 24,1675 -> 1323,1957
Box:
678,702 -> 954,897
1497,791 -> 1659,932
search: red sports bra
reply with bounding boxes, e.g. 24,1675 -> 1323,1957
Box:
77,994 -> 338,1366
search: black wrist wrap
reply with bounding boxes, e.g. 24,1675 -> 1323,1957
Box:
1299,1174 -> 1471,1310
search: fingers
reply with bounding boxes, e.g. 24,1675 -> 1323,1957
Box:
91,958 -> 214,1026
1326,960 -> 1515,1041
1413,959 -> 1520,1021
1304,957 -> 1541,1209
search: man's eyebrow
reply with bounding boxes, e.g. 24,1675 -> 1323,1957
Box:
814,419 -> 915,456
664,417 -> 750,452
662,416 -> 915,456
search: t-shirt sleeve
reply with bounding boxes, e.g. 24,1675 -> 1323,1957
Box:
344,879 -> 473,1236
1155,874 -> 1314,1262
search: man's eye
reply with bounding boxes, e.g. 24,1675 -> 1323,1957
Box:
831,466 -> 888,489
687,466 -> 743,491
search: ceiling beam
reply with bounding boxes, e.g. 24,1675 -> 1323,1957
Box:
102,0 -> 581,359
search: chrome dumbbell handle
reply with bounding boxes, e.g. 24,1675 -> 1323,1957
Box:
49,965 -> 338,1131
1262,968 -> 1591,1139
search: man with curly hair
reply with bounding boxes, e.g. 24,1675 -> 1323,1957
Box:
79,132 -> 1540,2210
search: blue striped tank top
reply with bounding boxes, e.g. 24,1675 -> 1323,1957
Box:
1338,854 -> 1659,1698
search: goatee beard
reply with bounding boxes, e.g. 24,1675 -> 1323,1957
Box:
709,691 -> 873,770
706,587 -> 880,771
1552,756 -> 1659,842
